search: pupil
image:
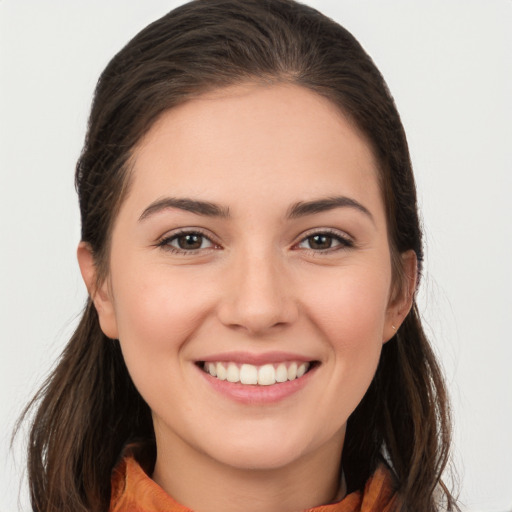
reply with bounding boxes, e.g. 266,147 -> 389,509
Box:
310,234 -> 331,250
178,234 -> 202,250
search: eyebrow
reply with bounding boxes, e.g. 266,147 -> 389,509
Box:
138,195 -> 373,223
287,196 -> 374,223
139,197 -> 230,221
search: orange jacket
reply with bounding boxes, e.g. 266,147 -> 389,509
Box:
110,454 -> 397,512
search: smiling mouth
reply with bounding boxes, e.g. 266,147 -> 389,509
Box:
198,361 -> 317,386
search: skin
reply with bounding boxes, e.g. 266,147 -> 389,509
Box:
78,83 -> 416,512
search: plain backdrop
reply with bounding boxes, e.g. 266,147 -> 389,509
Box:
1,1 -> 511,511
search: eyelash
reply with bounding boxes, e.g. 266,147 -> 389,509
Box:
156,228 -> 354,255
156,229 -> 218,254
294,229 -> 354,253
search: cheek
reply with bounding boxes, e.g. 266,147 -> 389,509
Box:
110,265 -> 214,364
108,267 -> 218,419
304,268 -> 391,344
300,267 -> 390,403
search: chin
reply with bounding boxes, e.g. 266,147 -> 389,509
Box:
198,425 -> 333,472
212,442 -> 306,471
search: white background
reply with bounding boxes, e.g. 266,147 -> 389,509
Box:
1,1 -> 511,511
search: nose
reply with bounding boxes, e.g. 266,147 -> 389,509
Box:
217,248 -> 299,335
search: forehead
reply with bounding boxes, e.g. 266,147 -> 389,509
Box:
126,83 -> 383,220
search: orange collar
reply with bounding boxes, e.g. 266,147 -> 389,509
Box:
110,455 -> 397,512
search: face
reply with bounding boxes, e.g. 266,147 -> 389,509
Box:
82,83 -> 411,474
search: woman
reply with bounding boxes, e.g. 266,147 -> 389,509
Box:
22,1 -> 458,511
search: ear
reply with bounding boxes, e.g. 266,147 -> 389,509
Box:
383,250 -> 418,343
77,242 -> 119,339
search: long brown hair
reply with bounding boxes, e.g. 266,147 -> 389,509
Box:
20,1 -> 458,510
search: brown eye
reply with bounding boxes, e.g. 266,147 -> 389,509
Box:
308,234 -> 334,250
297,231 -> 352,252
160,232 -> 215,252
176,234 -> 204,250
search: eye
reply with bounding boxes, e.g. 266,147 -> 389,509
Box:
157,231 -> 217,253
296,231 -> 353,251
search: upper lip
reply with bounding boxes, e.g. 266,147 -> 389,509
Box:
198,351 -> 316,365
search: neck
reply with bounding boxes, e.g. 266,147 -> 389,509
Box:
152,428 -> 345,512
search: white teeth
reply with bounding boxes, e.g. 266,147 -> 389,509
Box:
203,361 -> 312,386
226,363 -> 239,383
258,364 -> 275,386
287,362 -> 297,380
275,363 -> 288,383
216,362 -> 227,380
297,363 -> 308,378
207,362 -> 217,377
240,364 -> 258,385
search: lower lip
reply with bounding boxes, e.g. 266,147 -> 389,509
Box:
197,365 -> 317,405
